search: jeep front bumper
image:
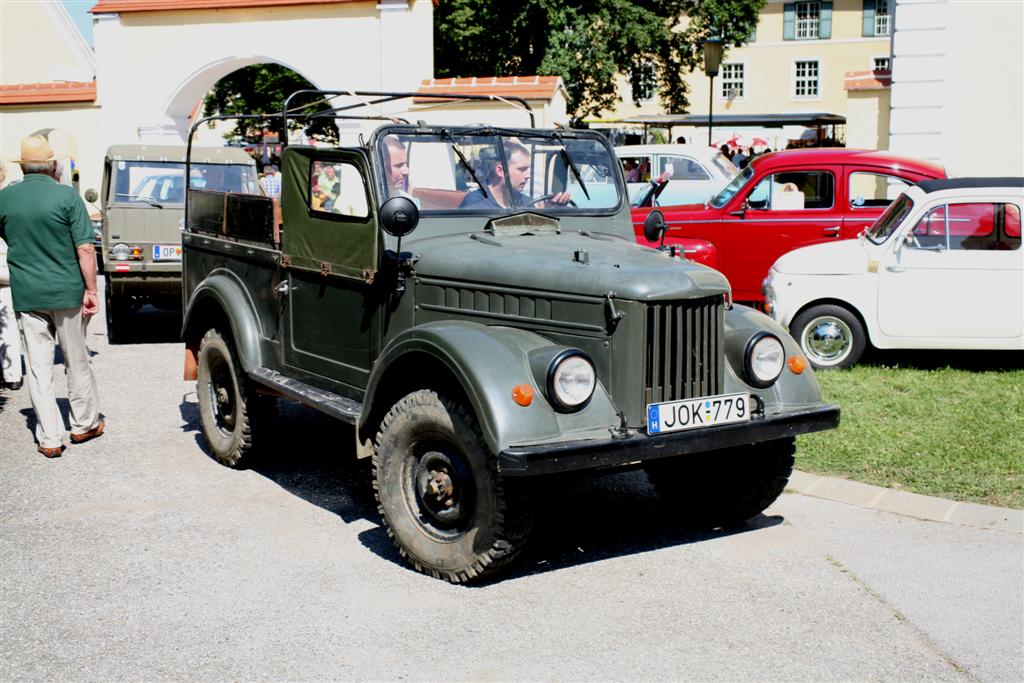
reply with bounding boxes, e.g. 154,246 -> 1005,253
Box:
498,404 -> 839,476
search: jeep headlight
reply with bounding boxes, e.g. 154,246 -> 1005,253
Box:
110,243 -> 132,261
745,332 -> 785,388
547,351 -> 595,411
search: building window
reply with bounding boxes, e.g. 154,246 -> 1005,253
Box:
873,57 -> 891,72
796,2 -> 820,39
875,0 -> 891,36
864,0 -> 891,37
794,60 -> 819,98
631,60 -> 657,104
721,63 -> 745,99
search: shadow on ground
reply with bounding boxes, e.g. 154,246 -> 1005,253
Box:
108,305 -> 183,345
180,395 -> 784,583
860,347 -> 1024,371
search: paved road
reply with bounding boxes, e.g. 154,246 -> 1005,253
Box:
1,301 -> 1021,681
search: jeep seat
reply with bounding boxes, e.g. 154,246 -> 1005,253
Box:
413,187 -> 467,210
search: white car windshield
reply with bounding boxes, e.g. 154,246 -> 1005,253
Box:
866,193 -> 915,244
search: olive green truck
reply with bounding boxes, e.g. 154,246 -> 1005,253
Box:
181,91 -> 839,583
86,145 -> 257,341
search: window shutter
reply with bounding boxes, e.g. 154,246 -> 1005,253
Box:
783,3 -> 796,40
863,0 -> 876,36
819,2 -> 833,39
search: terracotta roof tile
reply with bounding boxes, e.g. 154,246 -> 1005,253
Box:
845,69 -> 892,91
90,0 -> 363,13
415,76 -> 564,103
0,81 -> 97,105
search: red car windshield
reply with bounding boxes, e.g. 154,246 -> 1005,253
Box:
710,165 -> 753,208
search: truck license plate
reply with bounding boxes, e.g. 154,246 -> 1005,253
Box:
647,392 -> 751,435
153,244 -> 182,261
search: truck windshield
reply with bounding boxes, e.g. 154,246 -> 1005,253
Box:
376,130 -> 622,213
710,165 -> 754,208
866,193 -> 915,244
112,161 -> 258,205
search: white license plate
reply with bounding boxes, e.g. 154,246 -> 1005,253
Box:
647,392 -> 751,435
153,244 -> 182,261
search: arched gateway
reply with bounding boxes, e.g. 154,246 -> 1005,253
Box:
90,0 -> 434,144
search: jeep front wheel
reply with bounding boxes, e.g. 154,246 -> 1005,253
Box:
645,438 -> 795,529
196,328 -> 263,468
373,390 -> 532,583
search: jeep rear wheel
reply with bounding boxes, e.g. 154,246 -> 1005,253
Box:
645,438 -> 795,529
196,328 -> 268,468
373,390 -> 532,583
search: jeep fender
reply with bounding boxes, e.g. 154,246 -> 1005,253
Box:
181,270 -> 263,377
359,321 -> 621,456
722,304 -> 826,409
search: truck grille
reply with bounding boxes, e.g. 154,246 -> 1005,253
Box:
643,297 -> 724,404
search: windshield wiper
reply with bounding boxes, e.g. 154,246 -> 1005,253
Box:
553,132 -> 590,201
440,130 -> 488,199
116,193 -> 163,208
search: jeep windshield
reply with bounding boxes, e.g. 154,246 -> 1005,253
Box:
374,128 -> 622,214
112,161 -> 258,206
710,165 -> 754,208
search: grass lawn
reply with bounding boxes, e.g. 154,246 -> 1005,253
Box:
796,350 -> 1024,509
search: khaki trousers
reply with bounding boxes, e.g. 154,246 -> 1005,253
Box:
17,308 -> 101,449
0,286 -> 21,383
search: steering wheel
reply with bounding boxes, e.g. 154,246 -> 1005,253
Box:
527,193 -> 578,208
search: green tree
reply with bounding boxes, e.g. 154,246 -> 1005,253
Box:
434,0 -> 763,122
202,64 -> 338,143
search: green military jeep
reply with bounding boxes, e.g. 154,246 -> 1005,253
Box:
86,144 -> 257,341
181,90 -> 839,583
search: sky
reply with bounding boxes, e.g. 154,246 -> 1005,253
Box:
62,0 -> 94,47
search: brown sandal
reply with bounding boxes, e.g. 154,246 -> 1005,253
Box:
38,445 -> 64,458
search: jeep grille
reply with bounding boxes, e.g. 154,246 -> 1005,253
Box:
643,297 -> 724,404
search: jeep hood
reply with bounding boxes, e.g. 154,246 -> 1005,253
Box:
408,231 -> 729,301
773,239 -> 870,275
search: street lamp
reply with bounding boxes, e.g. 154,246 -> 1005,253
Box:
703,34 -> 724,147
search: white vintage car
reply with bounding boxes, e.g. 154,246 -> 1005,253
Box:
763,178 -> 1024,369
616,144 -> 736,207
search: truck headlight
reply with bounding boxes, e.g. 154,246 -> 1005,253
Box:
745,332 -> 785,388
547,350 -> 595,411
110,243 -> 132,261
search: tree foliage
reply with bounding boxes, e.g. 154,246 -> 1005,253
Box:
202,64 -> 338,143
434,0 -> 764,122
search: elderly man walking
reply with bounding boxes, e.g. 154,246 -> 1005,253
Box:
0,135 -> 104,457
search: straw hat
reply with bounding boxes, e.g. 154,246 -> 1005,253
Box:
12,135 -> 65,163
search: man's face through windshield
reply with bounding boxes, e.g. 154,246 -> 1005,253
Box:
503,149 -> 531,193
385,138 -> 409,194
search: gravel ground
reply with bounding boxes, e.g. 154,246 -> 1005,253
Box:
1,298 -> 1020,681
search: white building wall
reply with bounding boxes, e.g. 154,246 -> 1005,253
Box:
92,0 -> 433,146
889,0 -> 1024,176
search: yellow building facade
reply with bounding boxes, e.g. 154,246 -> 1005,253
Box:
599,0 -> 893,148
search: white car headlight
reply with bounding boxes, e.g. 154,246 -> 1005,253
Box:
547,351 -> 596,411
110,243 -> 132,261
745,333 -> 785,388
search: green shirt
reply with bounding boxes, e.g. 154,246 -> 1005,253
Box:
0,174 -> 93,312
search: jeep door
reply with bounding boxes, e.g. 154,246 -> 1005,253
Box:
280,147 -> 381,390
721,165 -> 842,302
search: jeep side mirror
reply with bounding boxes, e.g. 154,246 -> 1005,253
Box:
84,188 -> 98,203
643,210 -> 667,245
379,196 -> 419,238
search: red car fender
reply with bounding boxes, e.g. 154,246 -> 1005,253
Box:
633,231 -> 718,269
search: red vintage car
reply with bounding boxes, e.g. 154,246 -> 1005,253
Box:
632,149 -> 947,304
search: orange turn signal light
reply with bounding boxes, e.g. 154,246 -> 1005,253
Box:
787,355 -> 806,374
511,384 -> 534,406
